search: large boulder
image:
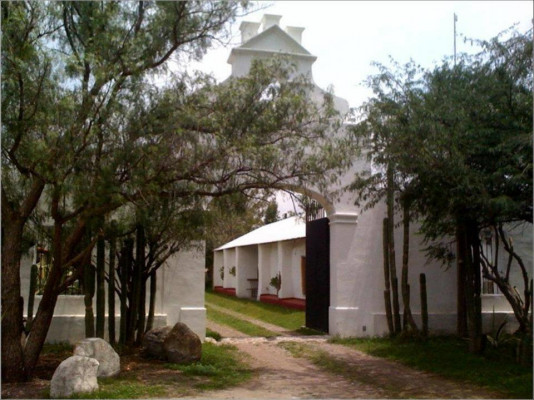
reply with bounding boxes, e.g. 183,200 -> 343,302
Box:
163,322 -> 202,364
143,323 -> 201,364
50,355 -> 99,398
142,326 -> 172,360
74,337 -> 120,377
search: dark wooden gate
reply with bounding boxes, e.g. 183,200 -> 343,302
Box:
305,217 -> 330,333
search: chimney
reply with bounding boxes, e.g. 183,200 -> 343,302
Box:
239,21 -> 261,44
260,14 -> 282,31
286,26 -> 304,44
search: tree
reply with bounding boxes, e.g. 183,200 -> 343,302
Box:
350,59 -> 424,336
352,28 -> 532,353
2,1 -> 352,381
264,200 -> 280,224
2,0 -> 245,381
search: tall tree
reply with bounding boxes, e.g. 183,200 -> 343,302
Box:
352,28 -> 532,352
2,1 -> 352,381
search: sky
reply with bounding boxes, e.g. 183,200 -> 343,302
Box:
187,1 -> 532,215
190,1 -> 532,109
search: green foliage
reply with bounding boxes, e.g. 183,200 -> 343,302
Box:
263,201 -> 280,224
331,336 -> 533,399
269,272 -> 282,296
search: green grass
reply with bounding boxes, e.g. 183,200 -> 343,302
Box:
206,328 -> 222,341
206,290 -> 304,330
165,343 -> 252,390
330,336 -> 533,399
67,379 -> 167,399
206,305 -> 277,337
66,343 -> 252,398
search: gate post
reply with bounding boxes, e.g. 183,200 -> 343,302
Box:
328,212 -> 360,336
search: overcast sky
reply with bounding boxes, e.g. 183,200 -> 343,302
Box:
190,1 -> 532,109
187,1 -> 532,216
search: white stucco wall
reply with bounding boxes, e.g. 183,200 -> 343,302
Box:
235,245 -> 259,298
222,248 -> 237,289
213,251 -> 224,287
20,243 -> 206,343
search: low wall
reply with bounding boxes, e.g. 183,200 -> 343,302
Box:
43,315 -> 167,344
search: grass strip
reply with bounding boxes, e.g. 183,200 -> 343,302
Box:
206,290 -> 304,330
206,304 -> 278,337
166,343 -> 253,390
330,336 -> 532,399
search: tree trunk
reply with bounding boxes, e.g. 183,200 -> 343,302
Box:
22,282 -> 60,377
386,164 -> 401,334
1,219 -> 26,382
84,261 -> 95,338
134,225 -> 146,344
456,225 -> 468,337
382,218 -> 394,335
108,235 -> 116,346
96,236 -> 106,338
458,219 -> 483,354
420,273 -> 428,337
401,200 -> 418,332
26,264 -> 38,331
145,271 -> 157,333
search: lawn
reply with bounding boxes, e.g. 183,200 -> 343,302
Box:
206,290 -> 304,330
330,336 -> 533,399
206,304 -> 278,337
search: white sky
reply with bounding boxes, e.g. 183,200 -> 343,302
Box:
187,1 -> 532,215
190,1 -> 533,109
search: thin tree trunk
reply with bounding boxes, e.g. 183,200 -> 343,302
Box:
382,218 -> 394,335
145,271 -> 157,333
386,164 -> 401,334
456,225 -> 468,337
420,273 -> 428,337
401,200 -> 418,332
108,235 -> 116,346
96,236 -> 105,338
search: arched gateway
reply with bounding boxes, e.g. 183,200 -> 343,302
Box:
213,14 -> 531,338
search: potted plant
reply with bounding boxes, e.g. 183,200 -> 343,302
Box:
269,272 -> 282,297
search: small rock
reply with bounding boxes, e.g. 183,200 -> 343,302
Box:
163,322 -> 202,364
50,355 -> 99,398
74,338 -> 120,377
204,337 -> 218,344
142,326 -> 173,359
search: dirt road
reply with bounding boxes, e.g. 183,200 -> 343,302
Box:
197,336 -> 503,399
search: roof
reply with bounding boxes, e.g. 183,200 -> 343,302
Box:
227,24 -> 317,65
215,216 -> 305,251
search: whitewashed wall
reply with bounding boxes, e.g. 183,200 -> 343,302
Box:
20,243 -> 206,343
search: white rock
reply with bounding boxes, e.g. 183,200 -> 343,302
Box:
74,337 -> 120,377
50,355 -> 99,398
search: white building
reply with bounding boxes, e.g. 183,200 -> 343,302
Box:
213,216 -> 306,309
214,14 -> 532,337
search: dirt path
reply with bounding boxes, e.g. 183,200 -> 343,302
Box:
204,302 -> 503,399
198,337 -> 375,399
198,337 -> 504,399
205,301 -> 295,336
